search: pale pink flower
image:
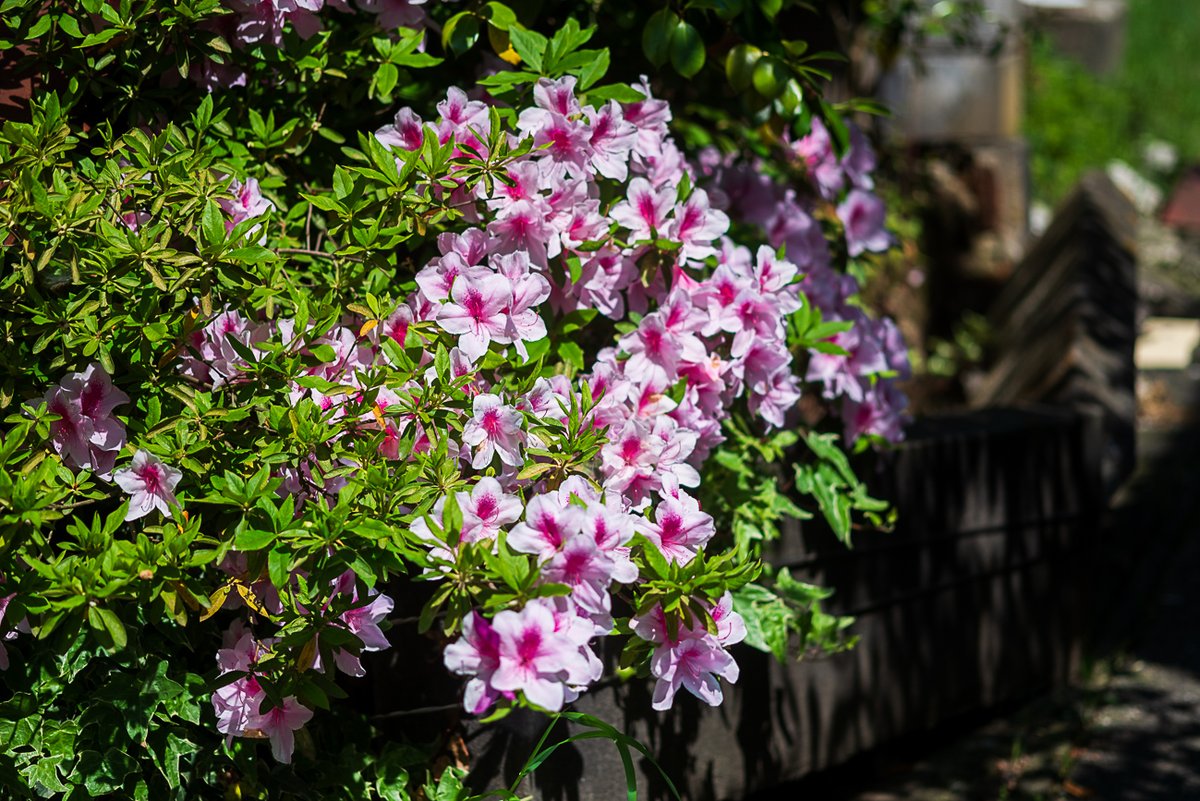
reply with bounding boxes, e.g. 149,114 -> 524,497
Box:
533,76 -> 582,117
621,313 -> 706,388
599,418 -> 664,508
333,592 -> 394,677
113,450 -> 182,521
461,394 -> 525,469
436,274 -> 513,361
838,189 -> 890,257
540,535 -> 619,623
586,101 -> 637,181
638,490 -> 715,565
444,610 -> 505,714
221,177 -> 272,234
213,676 -> 264,742
44,363 -> 129,476
843,124 -> 877,190
376,107 -> 424,151
507,494 -> 585,560
610,178 -> 673,242
247,696 -> 313,763
792,117 -> 844,199
488,199 -> 558,267
668,188 -> 729,263
649,636 -> 739,710
489,601 -> 592,711
457,477 -> 523,542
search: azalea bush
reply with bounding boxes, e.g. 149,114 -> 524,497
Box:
0,1 -> 909,798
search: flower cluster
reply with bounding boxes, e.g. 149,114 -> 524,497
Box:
701,117 -> 911,443
195,0 -> 430,90
43,363 -> 130,478
212,572 -> 393,762
31,71 -> 908,763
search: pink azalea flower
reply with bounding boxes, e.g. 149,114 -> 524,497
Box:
766,196 -> 829,270
586,101 -> 637,181
792,117 -> 844,199
220,177 -> 273,234
493,252 -> 551,357
518,107 -> 594,178
648,636 -> 739,710
540,535 -> 620,624
621,313 -> 706,388
333,592 -> 394,677
610,178 -> 673,242
748,368 -> 802,429
842,124 -> 877,190
457,477 -> 523,542
599,417 -> 664,508
488,199 -> 558,267
805,312 -> 889,402
638,489 -> 715,565
380,305 -> 413,346
533,76 -> 582,117
435,87 -> 490,148
489,600 -> 592,711
246,696 -> 314,764
376,107 -> 425,151
630,593 -> 745,710
751,245 -> 800,298
668,188 -> 729,263
838,189 -> 890,257
437,227 -> 489,266
44,363 -> 129,476
436,274 -> 513,361
508,494 -> 585,560
842,381 -> 908,444
461,394 -> 525,469
444,610 -> 505,714
113,450 -> 182,521
0,592 -> 28,671
623,75 -> 672,159
213,675 -> 265,742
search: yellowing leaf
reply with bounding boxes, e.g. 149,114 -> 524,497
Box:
199,584 -> 231,622
234,580 -> 272,619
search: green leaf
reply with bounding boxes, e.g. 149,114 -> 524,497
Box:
375,62 -> 399,97
442,12 -> 480,55
200,199 -> 225,247
577,48 -> 610,90
310,344 -> 338,363
234,528 -> 276,551
757,0 -> 783,19
641,9 -> 679,69
57,15 -> 82,38
508,25 -> 547,72
558,341 -> 584,371
669,21 -> 705,78
585,84 -> 646,104
482,2 -> 516,30
268,548 -> 290,593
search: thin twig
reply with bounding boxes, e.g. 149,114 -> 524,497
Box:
371,703 -> 459,721
275,247 -> 362,262
304,193 -> 313,250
